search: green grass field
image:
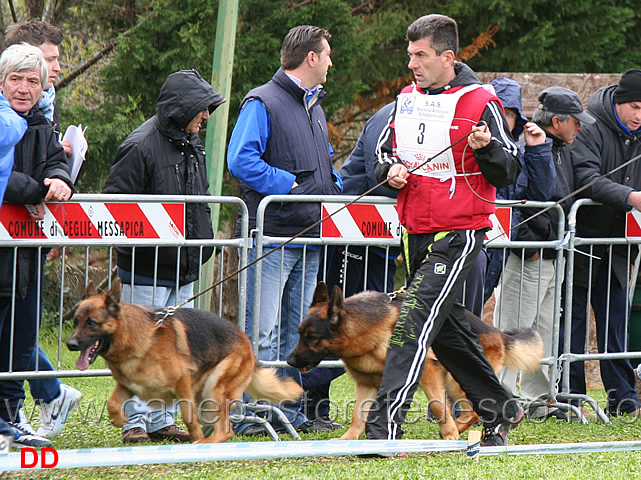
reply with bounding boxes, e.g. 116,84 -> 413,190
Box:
4,331 -> 641,479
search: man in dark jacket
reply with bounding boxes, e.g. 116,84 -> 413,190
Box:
304,102 -> 399,431
103,69 -> 226,443
369,14 -> 522,449
324,101 -> 399,295
0,43 -> 73,448
568,69 -> 641,417
4,19 -> 83,441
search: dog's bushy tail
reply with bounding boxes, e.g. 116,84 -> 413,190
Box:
245,366 -> 303,404
502,329 -> 545,373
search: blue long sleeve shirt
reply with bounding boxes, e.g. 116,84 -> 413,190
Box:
227,99 -> 341,195
1,93 -> 28,202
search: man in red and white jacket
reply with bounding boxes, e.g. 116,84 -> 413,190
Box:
369,14 -> 522,449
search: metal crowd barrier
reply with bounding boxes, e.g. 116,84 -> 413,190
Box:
3,193 -> 641,426
251,194 -> 401,366
557,199 -> 641,420
0,193 -> 249,382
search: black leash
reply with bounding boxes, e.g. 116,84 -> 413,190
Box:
484,151 -> 641,246
171,127 -> 479,310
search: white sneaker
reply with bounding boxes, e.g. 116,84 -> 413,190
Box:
36,384 -> 82,438
9,410 -> 52,448
0,433 -> 13,453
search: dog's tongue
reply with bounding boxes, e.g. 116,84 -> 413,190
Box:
76,349 -> 91,371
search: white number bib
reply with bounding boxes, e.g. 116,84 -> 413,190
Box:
395,84 -> 481,196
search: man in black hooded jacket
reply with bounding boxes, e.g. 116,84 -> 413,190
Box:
103,69 -> 226,443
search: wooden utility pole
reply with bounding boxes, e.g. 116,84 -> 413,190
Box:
201,0 -> 239,310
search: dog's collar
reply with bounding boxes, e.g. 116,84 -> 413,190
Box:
386,286 -> 406,303
155,307 -> 177,327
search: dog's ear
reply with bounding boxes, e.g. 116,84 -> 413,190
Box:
311,282 -> 329,307
327,285 -> 345,331
106,278 -> 122,304
84,281 -> 98,298
105,278 -> 121,317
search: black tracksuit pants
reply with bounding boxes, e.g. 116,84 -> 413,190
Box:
366,229 -> 516,440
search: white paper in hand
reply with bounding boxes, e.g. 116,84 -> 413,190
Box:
62,124 -> 88,183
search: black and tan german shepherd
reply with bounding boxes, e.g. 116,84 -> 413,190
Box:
67,279 -> 302,443
287,282 -> 544,441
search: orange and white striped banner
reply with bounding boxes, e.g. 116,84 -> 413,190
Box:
0,202 -> 185,240
321,203 -> 402,240
321,202 -> 512,245
625,210 -> 641,238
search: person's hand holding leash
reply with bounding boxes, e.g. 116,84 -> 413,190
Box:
387,163 -> 409,189
468,121 -> 491,150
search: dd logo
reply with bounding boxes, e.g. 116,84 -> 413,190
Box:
20,447 -> 59,468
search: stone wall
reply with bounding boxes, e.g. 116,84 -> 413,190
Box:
477,72 -> 622,119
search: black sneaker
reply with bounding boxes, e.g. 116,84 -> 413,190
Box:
297,419 -> 334,434
358,452 -> 408,459
481,405 -> 524,447
544,409 -> 568,422
311,415 -> 343,431
238,423 -> 268,437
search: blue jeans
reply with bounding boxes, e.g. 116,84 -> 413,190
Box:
236,246 -> 319,432
246,247 -> 319,363
0,417 -> 13,436
119,281 -> 195,433
120,283 -> 195,309
0,280 -> 39,422
28,346 -> 61,404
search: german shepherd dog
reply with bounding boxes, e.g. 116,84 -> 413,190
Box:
287,282 -> 544,441
67,279 -> 303,443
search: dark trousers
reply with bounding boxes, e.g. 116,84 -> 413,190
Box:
0,417 -> 13,436
301,367 -> 345,419
366,230 -> 514,440
323,245 -> 397,296
569,263 -> 641,414
459,248 -> 487,318
0,280 -> 40,422
303,245 -> 399,418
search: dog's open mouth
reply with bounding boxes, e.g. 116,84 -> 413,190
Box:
76,340 -> 104,371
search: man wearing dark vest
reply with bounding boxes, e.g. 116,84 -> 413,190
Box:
368,14 -> 523,451
227,25 -> 342,435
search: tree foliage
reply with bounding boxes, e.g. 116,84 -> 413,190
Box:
2,0 -> 641,191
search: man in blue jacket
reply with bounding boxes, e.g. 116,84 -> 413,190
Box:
227,25 -> 342,435
0,90 -> 25,452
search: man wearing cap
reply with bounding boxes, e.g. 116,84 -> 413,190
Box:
103,69 -> 226,443
568,69 -> 641,417
493,86 -> 594,421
